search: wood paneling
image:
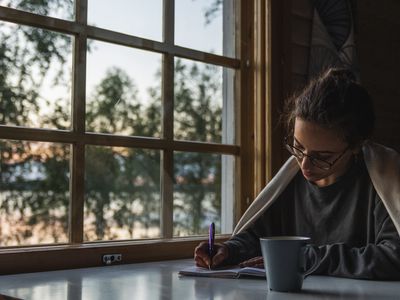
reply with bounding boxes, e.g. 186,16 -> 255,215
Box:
356,0 -> 400,152
237,0 -> 255,219
254,0 -> 267,193
266,0 -> 293,178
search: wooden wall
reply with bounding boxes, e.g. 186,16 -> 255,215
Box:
290,0 -> 313,93
355,0 -> 400,152
269,0 -> 314,173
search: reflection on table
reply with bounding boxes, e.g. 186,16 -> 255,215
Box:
0,259 -> 399,300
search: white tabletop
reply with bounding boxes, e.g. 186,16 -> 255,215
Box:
0,259 -> 399,300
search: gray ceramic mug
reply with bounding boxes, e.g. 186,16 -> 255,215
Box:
260,236 -> 320,292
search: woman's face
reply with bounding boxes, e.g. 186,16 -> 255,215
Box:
293,118 -> 355,187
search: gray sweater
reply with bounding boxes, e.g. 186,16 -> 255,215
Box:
225,158 -> 400,279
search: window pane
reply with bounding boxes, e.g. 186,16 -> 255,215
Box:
84,146 -> 161,241
88,0 -> 162,41
173,152 -> 234,236
0,0 -> 74,20
175,0 -> 236,57
0,21 -> 72,130
0,140 -> 70,246
174,58 -> 235,144
86,40 -> 162,137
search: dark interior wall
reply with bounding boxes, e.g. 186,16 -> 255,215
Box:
270,0 -> 314,171
286,0 -> 400,152
355,0 -> 400,152
290,0 -> 313,93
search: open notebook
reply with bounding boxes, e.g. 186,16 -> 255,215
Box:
178,265 -> 266,279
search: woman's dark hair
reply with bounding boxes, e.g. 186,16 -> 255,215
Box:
284,68 -> 375,147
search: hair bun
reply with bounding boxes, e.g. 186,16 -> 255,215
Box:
326,68 -> 357,84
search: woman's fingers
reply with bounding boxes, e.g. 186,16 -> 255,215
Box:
194,241 -> 210,267
211,244 -> 228,267
239,256 -> 264,268
251,263 -> 265,269
195,244 -> 266,269
194,242 -> 229,269
195,242 -> 265,269
194,255 -> 208,268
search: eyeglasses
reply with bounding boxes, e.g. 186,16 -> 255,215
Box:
284,137 -> 350,170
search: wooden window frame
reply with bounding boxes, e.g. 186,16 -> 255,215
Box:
0,0 -> 285,274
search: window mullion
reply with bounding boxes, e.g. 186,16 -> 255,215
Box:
69,0 -> 88,244
161,0 -> 175,239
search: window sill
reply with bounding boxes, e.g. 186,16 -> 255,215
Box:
0,235 -> 230,275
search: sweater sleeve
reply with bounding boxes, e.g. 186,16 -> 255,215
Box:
223,184 -> 296,266
223,227 -> 262,266
222,221 -> 263,265
223,207 -> 277,265
305,199 -> 400,280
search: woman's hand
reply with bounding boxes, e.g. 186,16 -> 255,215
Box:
239,256 -> 264,268
194,241 -> 229,269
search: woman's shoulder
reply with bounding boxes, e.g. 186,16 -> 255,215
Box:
362,141 -> 400,236
363,141 -> 400,158
362,140 -> 400,178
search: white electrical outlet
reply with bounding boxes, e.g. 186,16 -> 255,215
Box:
102,254 -> 122,265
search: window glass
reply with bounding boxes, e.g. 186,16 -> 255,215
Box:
173,152 -> 234,236
175,0 -> 223,55
0,0 -> 239,250
174,58 -> 236,144
0,21 -> 72,130
0,140 -> 70,246
0,0 -> 74,20
88,0 -> 162,41
86,40 -> 162,137
84,146 -> 161,241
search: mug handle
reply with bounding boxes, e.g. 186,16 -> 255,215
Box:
301,245 -> 321,278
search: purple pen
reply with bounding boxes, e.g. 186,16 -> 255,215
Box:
208,222 -> 215,263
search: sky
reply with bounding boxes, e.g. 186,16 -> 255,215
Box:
86,0 -> 223,105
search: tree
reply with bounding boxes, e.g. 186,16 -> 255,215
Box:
0,0 -> 72,245
173,59 -> 222,236
203,0 -> 223,25
85,67 -> 161,240
0,0 -> 225,244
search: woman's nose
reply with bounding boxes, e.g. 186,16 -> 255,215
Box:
301,155 -> 313,169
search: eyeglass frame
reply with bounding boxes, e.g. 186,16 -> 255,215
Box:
284,137 -> 350,170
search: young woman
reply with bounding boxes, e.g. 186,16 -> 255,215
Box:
194,68 -> 400,279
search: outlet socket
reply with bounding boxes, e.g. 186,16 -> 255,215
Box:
102,254 -> 122,265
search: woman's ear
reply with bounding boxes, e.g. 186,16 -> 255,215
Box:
350,146 -> 361,163
352,139 -> 370,155
350,143 -> 362,155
